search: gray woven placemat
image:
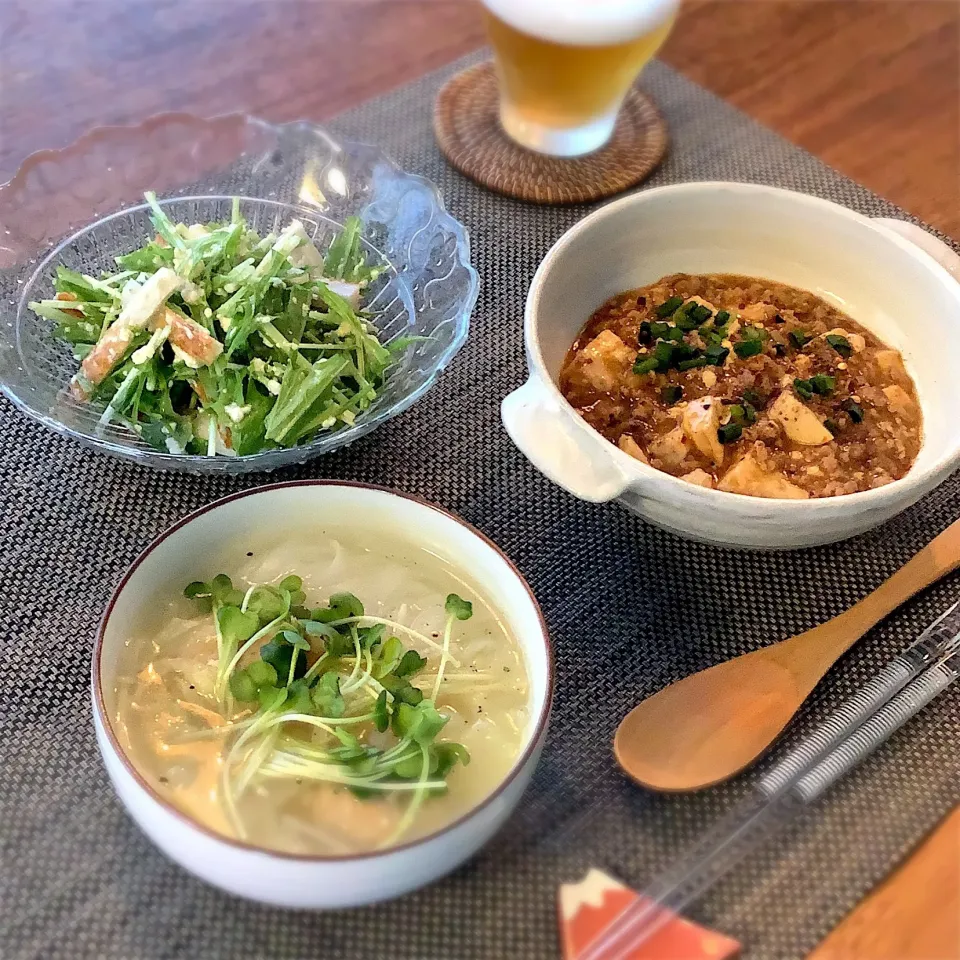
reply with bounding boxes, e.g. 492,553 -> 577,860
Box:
2,53 -> 959,960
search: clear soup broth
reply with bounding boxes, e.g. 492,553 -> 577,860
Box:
111,525 -> 530,855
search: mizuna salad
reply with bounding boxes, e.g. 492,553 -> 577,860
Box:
29,193 -> 399,456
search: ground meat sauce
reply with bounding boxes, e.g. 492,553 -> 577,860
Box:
560,274 -> 922,499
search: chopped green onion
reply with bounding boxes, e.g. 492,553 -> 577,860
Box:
633,356 -> 659,375
704,344 -> 730,366
655,296 -> 684,317
794,378 -> 815,401
717,422 -> 743,444
649,320 -> 671,339
734,338 -> 763,359
688,304 -> 713,325
825,334 -> 852,358
714,310 -> 730,325
729,403 -> 756,426
677,356 -> 709,371
789,329 -> 812,349
810,373 -> 836,395
652,341 -> 677,368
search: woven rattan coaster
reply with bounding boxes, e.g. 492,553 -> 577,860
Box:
434,61 -> 668,204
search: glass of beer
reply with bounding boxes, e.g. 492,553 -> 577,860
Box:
481,0 -> 679,157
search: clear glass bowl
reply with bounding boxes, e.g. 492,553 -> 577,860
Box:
0,114 -> 478,473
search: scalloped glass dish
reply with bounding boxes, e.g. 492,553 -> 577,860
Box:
0,114 -> 478,473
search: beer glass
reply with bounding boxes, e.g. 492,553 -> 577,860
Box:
481,0 -> 679,156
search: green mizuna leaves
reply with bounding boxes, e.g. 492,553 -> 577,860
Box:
30,196 -> 399,456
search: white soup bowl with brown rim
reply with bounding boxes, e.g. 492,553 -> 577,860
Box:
92,481 -> 553,908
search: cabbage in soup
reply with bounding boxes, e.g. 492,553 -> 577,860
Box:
111,528 -> 530,855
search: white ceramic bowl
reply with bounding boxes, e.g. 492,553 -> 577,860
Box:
92,482 -> 553,908
502,182 -> 960,549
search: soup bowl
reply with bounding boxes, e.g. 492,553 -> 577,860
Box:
92,481 -> 553,908
502,182 -> 960,549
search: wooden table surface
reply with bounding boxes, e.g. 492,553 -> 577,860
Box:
2,1 -> 958,956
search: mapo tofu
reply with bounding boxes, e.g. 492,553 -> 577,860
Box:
560,274 -> 922,499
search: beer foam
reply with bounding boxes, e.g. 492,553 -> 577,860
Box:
481,0 -> 679,48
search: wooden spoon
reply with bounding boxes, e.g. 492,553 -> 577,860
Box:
615,517 -> 960,792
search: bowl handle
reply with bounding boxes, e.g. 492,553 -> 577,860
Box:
872,218 -> 960,283
501,377 -> 631,503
